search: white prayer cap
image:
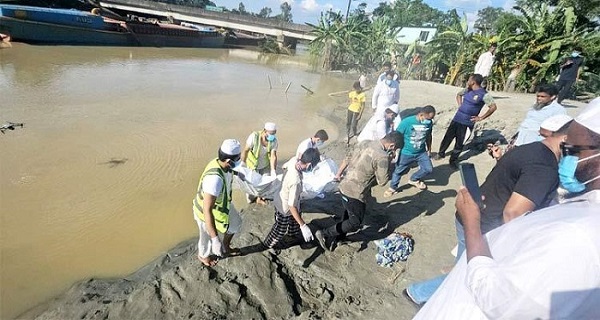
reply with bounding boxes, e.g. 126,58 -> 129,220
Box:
386,104 -> 399,114
575,97 -> 600,135
220,139 -> 241,155
540,114 -> 573,132
264,122 -> 277,131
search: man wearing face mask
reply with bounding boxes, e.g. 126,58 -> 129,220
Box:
556,48 -> 584,104
384,105 -> 436,196
405,114 -> 573,305
315,131 -> 403,251
412,99 -> 600,320
295,129 -> 329,160
263,148 -> 321,252
513,84 -> 566,147
193,139 -> 244,266
372,70 -> 400,116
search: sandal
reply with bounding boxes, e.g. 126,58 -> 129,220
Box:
383,188 -> 399,198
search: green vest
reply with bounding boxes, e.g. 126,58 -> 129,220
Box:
193,159 -> 231,233
246,130 -> 274,170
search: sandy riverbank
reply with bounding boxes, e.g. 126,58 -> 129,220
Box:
20,80 -> 587,320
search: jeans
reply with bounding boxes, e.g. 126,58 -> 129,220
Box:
390,152 -> 433,190
406,218 -> 465,304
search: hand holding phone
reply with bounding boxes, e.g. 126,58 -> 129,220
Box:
459,163 -> 483,208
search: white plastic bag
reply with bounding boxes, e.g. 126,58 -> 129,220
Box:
232,166 -> 281,199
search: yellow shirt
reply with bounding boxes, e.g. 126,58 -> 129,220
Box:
348,90 -> 366,113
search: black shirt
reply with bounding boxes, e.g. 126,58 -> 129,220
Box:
559,56 -> 583,81
478,142 -> 559,234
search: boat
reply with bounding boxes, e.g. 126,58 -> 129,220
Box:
0,4 -> 225,48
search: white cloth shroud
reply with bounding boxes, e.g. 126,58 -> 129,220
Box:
234,157 -> 339,200
232,167 -> 281,199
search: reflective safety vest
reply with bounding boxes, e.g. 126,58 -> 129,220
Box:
193,159 -> 231,233
246,130 -> 274,170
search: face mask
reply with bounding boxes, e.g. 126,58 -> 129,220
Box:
266,134 -> 276,142
571,52 -> 580,58
385,79 -> 393,86
558,153 -> 600,193
315,140 -> 324,148
421,119 -> 432,125
304,163 -> 315,173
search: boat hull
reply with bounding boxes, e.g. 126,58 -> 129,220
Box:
0,5 -> 224,48
0,15 -> 132,46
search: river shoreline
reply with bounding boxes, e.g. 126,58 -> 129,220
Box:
19,80 -> 587,320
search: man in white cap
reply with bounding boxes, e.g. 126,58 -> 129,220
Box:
489,113 -> 573,160
412,99 -> 600,319
356,104 -> 399,143
193,139 -> 244,266
242,122 -> 278,177
512,84 -> 566,147
241,122 -> 279,204
406,113 -> 573,305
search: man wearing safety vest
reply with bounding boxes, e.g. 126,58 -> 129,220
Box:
193,139 -> 244,267
241,122 -> 279,203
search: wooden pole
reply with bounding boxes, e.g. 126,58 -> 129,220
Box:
267,75 -> 272,89
285,82 -> 292,94
301,85 -> 314,95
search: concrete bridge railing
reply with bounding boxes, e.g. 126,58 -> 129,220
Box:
100,0 -> 315,39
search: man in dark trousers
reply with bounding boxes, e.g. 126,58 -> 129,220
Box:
433,74 -> 497,168
556,48 -> 584,104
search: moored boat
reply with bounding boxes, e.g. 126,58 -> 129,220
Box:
0,4 -> 224,48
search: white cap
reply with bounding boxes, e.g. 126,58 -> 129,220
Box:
386,104 -> 399,114
575,98 -> 600,135
220,139 -> 241,155
264,122 -> 277,131
540,114 -> 573,132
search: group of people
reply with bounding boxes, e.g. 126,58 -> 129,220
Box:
191,60 -> 599,317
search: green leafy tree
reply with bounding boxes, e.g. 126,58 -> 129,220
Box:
258,7 -> 272,18
279,2 -> 293,22
474,7 -> 504,34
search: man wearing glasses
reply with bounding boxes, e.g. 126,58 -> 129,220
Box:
405,114 -> 572,305
413,99 -> 600,319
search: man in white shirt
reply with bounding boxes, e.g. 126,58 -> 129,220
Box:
376,61 -> 398,84
357,104 -> 399,143
474,43 -> 496,78
372,71 -> 400,116
413,98 -> 600,319
295,129 -> 328,160
513,84 -> 566,146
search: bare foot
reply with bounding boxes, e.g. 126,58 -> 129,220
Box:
197,255 -> 217,267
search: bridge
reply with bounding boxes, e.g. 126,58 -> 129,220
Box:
98,0 -> 316,48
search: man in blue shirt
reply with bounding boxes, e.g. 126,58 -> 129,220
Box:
384,105 -> 436,197
433,74 -> 497,168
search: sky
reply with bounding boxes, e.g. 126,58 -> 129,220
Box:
213,0 -> 517,27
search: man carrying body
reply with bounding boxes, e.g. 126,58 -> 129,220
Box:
406,114 -> 573,305
513,84 -> 566,146
433,74 -> 497,168
193,139 -> 244,266
263,148 -> 321,251
295,129 -> 328,160
356,104 -> 399,143
556,48 -> 584,104
242,122 -> 278,177
372,71 -> 400,116
316,131 -> 402,251
413,99 -> 600,319
384,105 -> 436,197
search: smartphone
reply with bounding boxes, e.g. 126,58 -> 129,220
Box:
459,163 -> 483,207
